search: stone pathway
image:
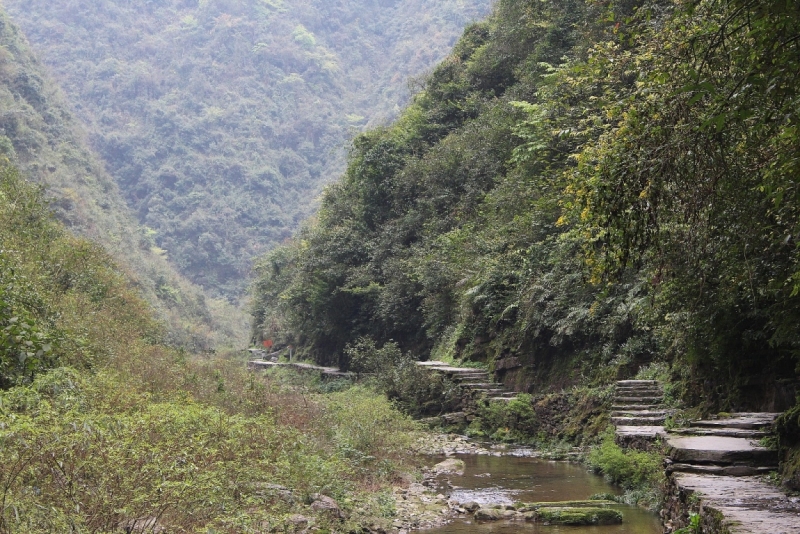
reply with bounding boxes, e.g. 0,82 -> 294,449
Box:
612,379 -> 669,447
417,361 -> 517,403
661,413 -> 800,533
665,413 -> 779,477
667,473 -> 800,533
247,360 -> 354,379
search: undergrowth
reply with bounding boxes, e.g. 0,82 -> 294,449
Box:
0,352 -> 423,533
587,429 -> 666,510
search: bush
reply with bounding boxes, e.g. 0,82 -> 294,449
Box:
470,394 -> 538,441
587,430 -> 663,490
345,337 -> 460,416
0,359 -> 424,533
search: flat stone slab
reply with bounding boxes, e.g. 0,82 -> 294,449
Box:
668,463 -> 776,477
673,473 -> 800,533
611,410 -> 668,417
428,366 -> 489,375
612,404 -> 662,410
693,413 -> 780,431
670,427 -> 769,439
615,396 -> 663,403
616,380 -> 658,385
616,392 -> 662,399
666,436 -> 777,466
612,416 -> 666,426
614,425 -> 667,439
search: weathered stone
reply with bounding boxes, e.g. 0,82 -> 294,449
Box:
522,500 -> 617,508
432,458 -> 465,475
669,427 -> 769,439
666,436 -> 778,467
667,463 -> 776,477
463,501 -> 480,512
615,396 -> 663,403
692,413 -> 780,431
474,508 -> 503,520
611,415 -> 667,425
670,473 -> 800,533
121,517 -> 164,533
534,507 -> 623,525
288,514 -> 310,527
495,357 -> 521,370
310,494 -> 343,518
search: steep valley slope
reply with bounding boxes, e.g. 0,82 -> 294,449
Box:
4,0 -> 492,297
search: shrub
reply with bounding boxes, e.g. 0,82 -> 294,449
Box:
587,430 -> 663,490
471,394 -> 538,441
345,337 -> 460,416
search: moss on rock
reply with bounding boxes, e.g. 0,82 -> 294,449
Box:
534,507 -> 623,525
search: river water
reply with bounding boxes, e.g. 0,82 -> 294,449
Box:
425,452 -> 662,534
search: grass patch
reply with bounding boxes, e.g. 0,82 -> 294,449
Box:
0,354 -> 423,533
587,429 -> 665,509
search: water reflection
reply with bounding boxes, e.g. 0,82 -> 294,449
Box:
425,453 -> 662,534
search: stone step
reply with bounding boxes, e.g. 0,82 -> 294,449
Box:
416,360 -> 450,366
611,410 -> 668,417
616,380 -> 659,386
671,473 -> 800,533
455,376 -> 493,383
443,373 -> 491,380
614,396 -> 663,404
462,383 -> 503,390
666,435 -> 778,467
612,415 -> 667,426
429,367 -> 489,376
615,389 -> 662,396
615,388 -> 662,396
692,413 -> 779,431
669,427 -> 769,439
486,396 -> 516,403
611,404 -> 662,411
614,425 -> 667,439
666,463 -> 777,477
615,382 -> 662,389
614,389 -> 664,399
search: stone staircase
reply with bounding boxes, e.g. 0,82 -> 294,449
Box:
665,413 -> 780,477
417,361 -> 517,403
612,380 -> 669,444
662,413 -> 800,533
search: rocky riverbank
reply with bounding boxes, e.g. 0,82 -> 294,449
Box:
386,433 -> 591,533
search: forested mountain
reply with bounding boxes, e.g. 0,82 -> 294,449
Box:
252,0 -> 800,412
4,0 -> 492,296
0,9 -> 245,349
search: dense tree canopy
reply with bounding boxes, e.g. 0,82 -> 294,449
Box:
252,0 -> 800,410
0,9 -> 245,349
5,0 -> 492,296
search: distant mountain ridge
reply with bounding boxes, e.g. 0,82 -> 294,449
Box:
4,0 -> 492,296
0,9 -> 246,349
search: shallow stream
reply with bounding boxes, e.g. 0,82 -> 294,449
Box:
426,452 -> 662,534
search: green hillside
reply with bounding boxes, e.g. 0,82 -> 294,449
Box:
252,0 -> 800,412
4,0 -> 491,296
0,10 -> 246,349
0,163 -> 419,533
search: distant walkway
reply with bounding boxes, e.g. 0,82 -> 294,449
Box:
247,360 -> 354,379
